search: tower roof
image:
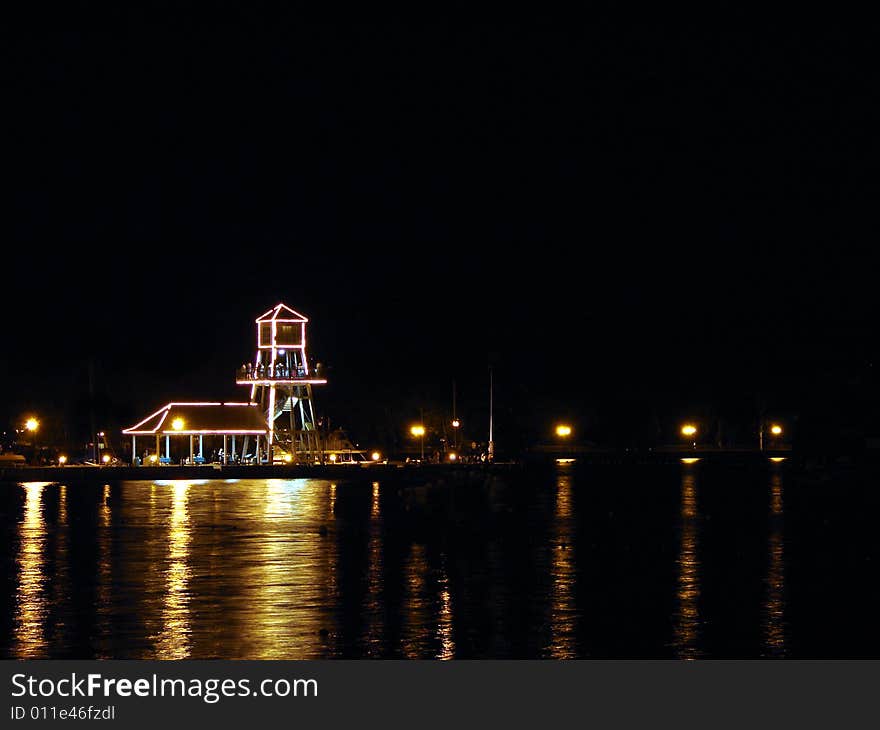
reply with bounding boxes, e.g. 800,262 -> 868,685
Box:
255,303 -> 308,323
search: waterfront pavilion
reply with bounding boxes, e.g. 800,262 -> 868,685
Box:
122,402 -> 268,465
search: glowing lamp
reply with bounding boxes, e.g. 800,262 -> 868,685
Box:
172,418 -> 185,431
769,457 -> 786,463
329,453 -> 337,462
410,425 -> 425,437
149,454 -> 158,463
681,424 -> 697,437
451,419 -> 460,428
25,418 -> 39,432
770,425 -> 782,436
555,424 -> 572,437
101,454 -> 111,464
681,457 -> 700,464
283,453 -> 293,463
371,451 -> 381,461
58,455 -> 67,465
448,452 -> 457,461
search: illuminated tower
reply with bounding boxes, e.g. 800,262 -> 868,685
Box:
236,303 -> 327,463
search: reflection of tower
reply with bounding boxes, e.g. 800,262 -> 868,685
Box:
236,304 -> 328,463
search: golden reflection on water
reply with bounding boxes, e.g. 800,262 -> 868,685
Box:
546,467 -> 577,658
95,484 -> 112,656
362,481 -> 385,655
13,482 -> 50,657
50,485 -> 69,648
436,559 -> 455,660
673,468 -> 702,659
232,479 -> 338,658
156,482 -> 192,659
401,543 -> 430,658
763,471 -> 786,656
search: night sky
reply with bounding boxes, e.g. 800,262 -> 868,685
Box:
3,13 -> 878,454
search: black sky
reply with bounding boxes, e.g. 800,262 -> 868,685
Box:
3,13 -> 878,449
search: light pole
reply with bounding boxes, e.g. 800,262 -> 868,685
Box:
681,423 -> 697,450
25,417 -> 39,464
410,424 -> 425,462
768,423 -> 782,451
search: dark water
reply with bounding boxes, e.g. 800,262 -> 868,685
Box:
2,462 -> 879,659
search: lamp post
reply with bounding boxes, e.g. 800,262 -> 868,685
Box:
25,417 -> 39,464
410,424 -> 425,462
681,423 -> 697,450
767,423 -> 782,452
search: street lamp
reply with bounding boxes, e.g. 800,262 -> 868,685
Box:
410,424 -> 425,461
555,424 -> 572,438
451,418 -> 461,450
770,424 -> 782,436
25,417 -> 39,464
681,423 -> 697,449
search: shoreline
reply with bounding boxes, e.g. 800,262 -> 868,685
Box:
1,450 -> 876,483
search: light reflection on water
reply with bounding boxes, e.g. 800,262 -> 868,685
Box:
13,483 -> 49,657
156,482 -> 191,659
1,467 -> 811,658
362,481 -> 384,656
673,468 -> 701,659
545,466 -> 577,658
763,471 -> 786,657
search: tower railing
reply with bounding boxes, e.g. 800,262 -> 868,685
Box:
236,366 -> 325,381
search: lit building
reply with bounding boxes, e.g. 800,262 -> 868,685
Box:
123,303 -> 327,465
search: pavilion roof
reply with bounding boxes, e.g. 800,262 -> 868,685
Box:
122,402 -> 267,435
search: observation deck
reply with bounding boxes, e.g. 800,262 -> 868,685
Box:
235,367 -> 327,386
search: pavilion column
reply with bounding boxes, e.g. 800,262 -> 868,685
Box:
198,434 -> 203,459
231,435 -> 236,462
223,434 -> 228,465
255,434 -> 260,465
189,435 -> 194,465
155,434 -> 160,463
166,435 -> 170,460
132,435 -> 137,465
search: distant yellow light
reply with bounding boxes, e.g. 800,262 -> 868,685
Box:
58,455 -> 67,465
681,424 -> 697,437
451,419 -> 461,428
681,457 -> 700,464
171,418 -> 185,431
555,424 -> 572,437
283,453 -> 293,463
371,451 -> 381,461
25,418 -> 39,432
769,457 -> 786,463
149,454 -> 158,463
556,458 -> 576,464
410,425 -> 425,437
448,452 -> 457,461
770,425 -> 782,436
101,454 -> 111,464
329,453 -> 337,462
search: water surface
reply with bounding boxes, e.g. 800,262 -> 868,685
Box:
2,463 -> 878,658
